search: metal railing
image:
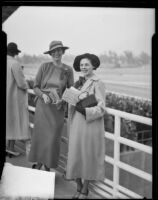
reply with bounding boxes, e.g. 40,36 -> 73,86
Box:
27,89 -> 152,199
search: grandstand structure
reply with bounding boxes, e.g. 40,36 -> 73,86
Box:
2,6 -> 153,199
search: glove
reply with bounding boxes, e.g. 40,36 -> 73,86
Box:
42,93 -> 51,104
75,104 -> 86,117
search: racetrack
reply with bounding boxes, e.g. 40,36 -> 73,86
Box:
24,64 -> 152,100
104,82 -> 151,100
75,65 -> 152,100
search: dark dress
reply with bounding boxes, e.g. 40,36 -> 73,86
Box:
28,62 -> 74,168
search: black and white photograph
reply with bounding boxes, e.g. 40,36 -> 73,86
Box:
1,5 -> 155,199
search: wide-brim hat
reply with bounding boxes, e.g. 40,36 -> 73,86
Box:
73,53 -> 100,72
44,40 -> 69,54
7,42 -> 21,53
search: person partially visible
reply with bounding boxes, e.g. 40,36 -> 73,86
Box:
6,42 -> 31,156
66,53 -> 106,199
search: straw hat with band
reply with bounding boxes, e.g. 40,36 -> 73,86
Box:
44,41 -> 69,54
73,53 -> 100,72
7,42 -> 21,53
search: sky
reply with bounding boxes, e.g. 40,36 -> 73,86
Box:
2,6 -> 155,56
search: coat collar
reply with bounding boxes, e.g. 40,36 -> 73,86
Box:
7,55 -> 15,61
88,73 -> 99,81
80,73 -> 99,92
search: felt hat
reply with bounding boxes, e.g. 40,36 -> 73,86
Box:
44,40 -> 69,54
73,53 -> 100,72
7,42 -> 21,53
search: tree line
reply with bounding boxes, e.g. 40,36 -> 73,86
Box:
17,50 -> 151,68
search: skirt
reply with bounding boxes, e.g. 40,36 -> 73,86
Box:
28,98 -> 65,168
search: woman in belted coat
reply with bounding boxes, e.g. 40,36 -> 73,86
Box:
28,41 -> 74,171
66,53 -> 106,199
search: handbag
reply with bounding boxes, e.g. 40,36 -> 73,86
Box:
77,93 -> 98,108
48,88 -> 60,103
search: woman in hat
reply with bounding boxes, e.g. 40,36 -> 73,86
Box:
66,53 -> 106,199
6,42 -> 31,156
28,41 -> 74,171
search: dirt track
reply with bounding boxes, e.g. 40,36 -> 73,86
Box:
104,82 -> 151,100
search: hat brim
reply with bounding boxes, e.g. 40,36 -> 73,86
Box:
8,49 -> 21,53
43,46 -> 69,54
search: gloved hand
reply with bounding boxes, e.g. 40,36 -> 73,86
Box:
75,104 -> 86,117
42,93 -> 51,104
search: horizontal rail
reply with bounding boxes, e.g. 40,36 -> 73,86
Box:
27,89 -> 35,94
103,177 -> 143,198
117,161 -> 152,182
118,136 -> 152,154
90,177 -> 143,199
116,184 -> 143,199
89,185 -> 112,199
89,180 -> 141,199
105,131 -> 152,154
105,155 -> 152,182
29,123 -> 34,128
28,106 -> 35,112
94,181 -> 113,194
106,107 -> 152,126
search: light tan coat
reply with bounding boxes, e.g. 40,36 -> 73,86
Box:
6,56 -> 30,140
66,74 -> 106,180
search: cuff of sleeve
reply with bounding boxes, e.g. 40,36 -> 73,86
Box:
85,107 -> 100,123
85,108 -> 92,122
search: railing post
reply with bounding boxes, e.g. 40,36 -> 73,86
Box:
113,115 -> 121,198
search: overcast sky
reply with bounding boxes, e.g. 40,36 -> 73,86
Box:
2,6 -> 155,56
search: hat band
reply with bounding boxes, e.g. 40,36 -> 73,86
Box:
49,44 -> 66,51
8,48 -> 21,52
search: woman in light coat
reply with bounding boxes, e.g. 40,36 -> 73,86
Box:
6,42 -> 31,156
66,53 -> 106,199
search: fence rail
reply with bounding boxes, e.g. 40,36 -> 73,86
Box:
27,89 -> 152,199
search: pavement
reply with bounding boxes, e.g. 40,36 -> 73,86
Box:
4,143 -> 99,199
4,149 -> 76,199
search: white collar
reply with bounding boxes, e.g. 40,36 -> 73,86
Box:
86,73 -> 99,81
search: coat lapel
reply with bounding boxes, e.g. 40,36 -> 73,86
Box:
80,74 -> 99,92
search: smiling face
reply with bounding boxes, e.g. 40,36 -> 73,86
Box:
50,47 -> 64,62
80,58 -> 94,78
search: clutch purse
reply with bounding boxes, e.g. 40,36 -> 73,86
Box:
49,89 -> 60,103
77,94 -> 98,108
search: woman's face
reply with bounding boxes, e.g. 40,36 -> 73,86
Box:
80,58 -> 94,78
50,47 -> 64,62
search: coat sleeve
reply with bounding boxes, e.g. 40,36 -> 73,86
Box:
11,62 -> 28,90
67,67 -> 74,88
86,80 -> 106,123
33,63 -> 45,98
